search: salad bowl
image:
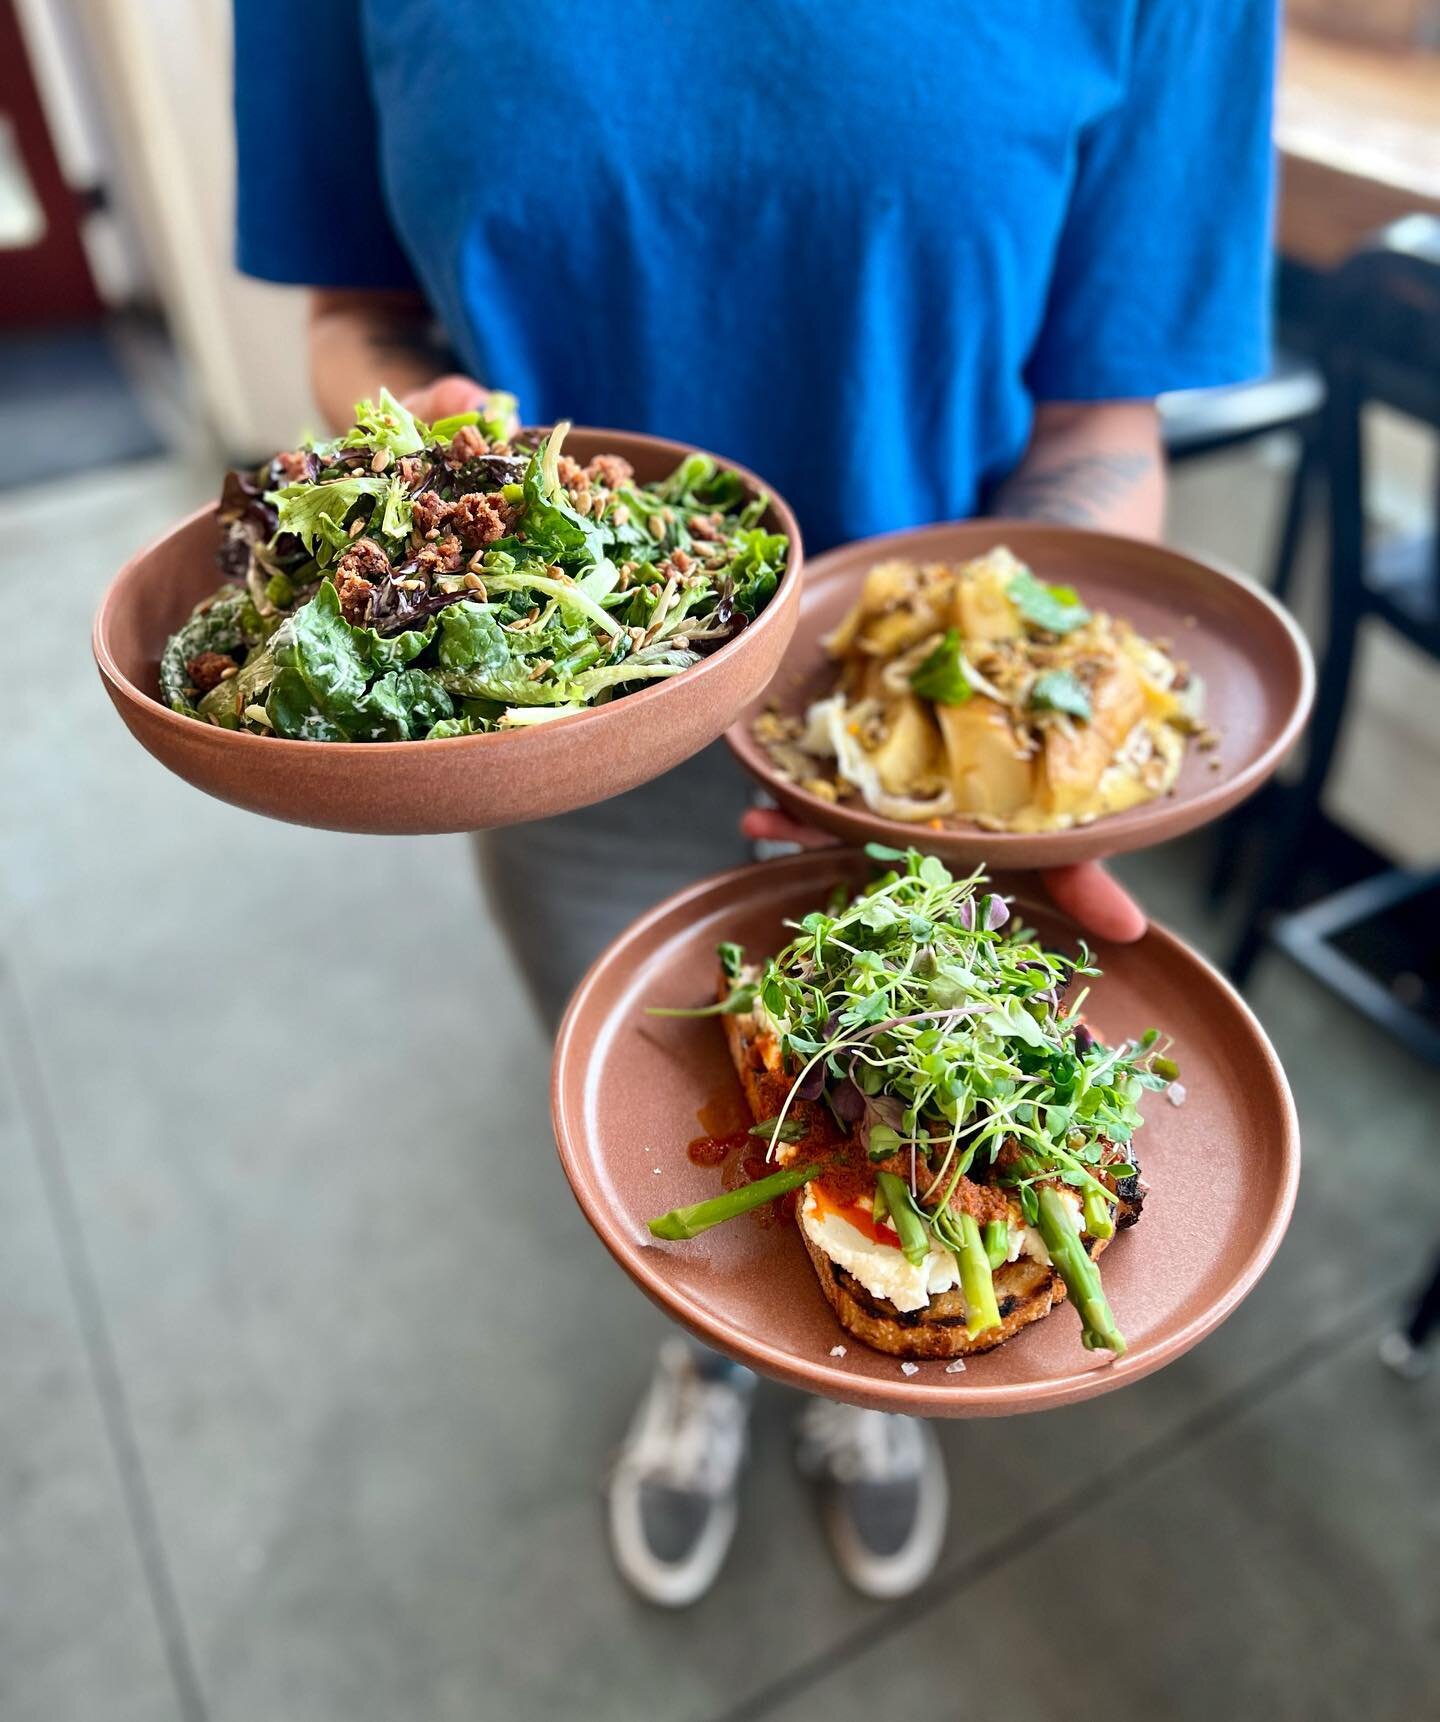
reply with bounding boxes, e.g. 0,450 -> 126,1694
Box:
94,428 -> 802,834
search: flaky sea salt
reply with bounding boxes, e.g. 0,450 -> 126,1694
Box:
900,1361 -> 920,1377
1167,1082 -> 1188,1108
829,1345 -> 847,1358
945,1359 -> 967,1374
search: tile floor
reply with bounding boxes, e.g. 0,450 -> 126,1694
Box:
2,456 -> 1437,1722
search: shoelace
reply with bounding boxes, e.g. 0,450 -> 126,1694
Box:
795,1401 -> 924,1486
621,1345 -> 748,1496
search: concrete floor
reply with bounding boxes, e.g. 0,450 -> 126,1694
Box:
2,456 -> 1438,1722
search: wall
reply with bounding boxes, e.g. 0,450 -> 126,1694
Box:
69,0 -> 312,455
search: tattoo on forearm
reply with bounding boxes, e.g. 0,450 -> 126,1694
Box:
996,450 -> 1155,526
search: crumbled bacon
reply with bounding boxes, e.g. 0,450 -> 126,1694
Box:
416,533 -> 465,577
447,424 -> 489,466
451,492 -> 517,549
334,536 -> 390,624
186,651 -> 237,694
274,449 -> 310,483
411,491 -> 455,537
585,453 -> 633,489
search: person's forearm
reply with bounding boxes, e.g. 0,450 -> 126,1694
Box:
992,401 -> 1165,541
308,290 -> 453,432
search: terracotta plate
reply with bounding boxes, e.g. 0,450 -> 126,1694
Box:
552,849 -> 1300,1416
93,429 -> 802,835
726,520 -> 1313,868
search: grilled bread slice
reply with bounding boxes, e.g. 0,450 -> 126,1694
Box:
722,981 -> 1115,1359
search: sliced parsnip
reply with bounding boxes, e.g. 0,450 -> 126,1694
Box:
868,695 -> 945,796
937,698 -> 1034,816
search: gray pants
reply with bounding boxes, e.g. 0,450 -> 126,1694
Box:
475,741 -> 756,1381
475,742 -> 755,1030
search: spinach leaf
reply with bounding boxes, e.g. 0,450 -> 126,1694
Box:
266,582 -> 374,738
1008,569 -> 1091,635
436,601 -> 575,705
910,629 -> 972,705
265,582 -> 451,740
1029,668 -> 1092,721
158,587 -> 265,713
437,601 -> 511,672
360,668 -> 454,739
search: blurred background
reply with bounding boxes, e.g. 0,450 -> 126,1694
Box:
2,2 -> 1438,1719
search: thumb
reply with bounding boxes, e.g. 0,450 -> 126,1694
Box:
1039,861 -> 1146,943
402,374 -> 491,422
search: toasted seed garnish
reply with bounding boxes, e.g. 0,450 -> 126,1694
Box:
463,571 -> 486,591
243,704 -> 273,729
370,447 -> 391,473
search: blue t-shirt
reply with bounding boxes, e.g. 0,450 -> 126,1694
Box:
235,1 -> 1273,553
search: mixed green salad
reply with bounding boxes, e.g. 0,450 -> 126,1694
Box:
161,391 -> 788,741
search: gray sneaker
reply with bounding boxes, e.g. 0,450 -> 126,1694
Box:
607,1341 -> 754,1608
796,1400 -> 948,1598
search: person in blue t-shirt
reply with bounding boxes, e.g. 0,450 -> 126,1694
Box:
234,0 -> 1274,1607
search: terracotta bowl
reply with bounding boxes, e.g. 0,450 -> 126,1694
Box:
552,849 -> 1301,1417
93,429 -> 802,834
726,520 -> 1313,868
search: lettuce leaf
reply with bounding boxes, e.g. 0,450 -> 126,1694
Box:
266,475 -> 387,558
728,526 -> 788,619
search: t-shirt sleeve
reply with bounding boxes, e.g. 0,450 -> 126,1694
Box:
1026,0 -> 1276,401
233,0 -> 417,290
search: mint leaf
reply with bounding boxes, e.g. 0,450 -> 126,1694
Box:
1030,668 -> 1092,721
1008,569 -> 1091,635
909,629 -> 972,704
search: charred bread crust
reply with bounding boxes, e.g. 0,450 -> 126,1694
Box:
800,1224 -> 1112,1358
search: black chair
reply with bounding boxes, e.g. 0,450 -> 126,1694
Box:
1225,217 -> 1440,1370
1159,345 -> 1323,610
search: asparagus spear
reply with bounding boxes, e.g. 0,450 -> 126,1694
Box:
875,1173 -> 929,1268
983,1218 -> 1010,1270
956,1213 -> 1002,1337
648,1164 -> 818,1239
1037,1186 -> 1126,1355
1083,1186 -> 1116,1240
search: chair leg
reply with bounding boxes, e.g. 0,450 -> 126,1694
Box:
1205,425 -> 1318,911
1380,1247 -> 1440,1378
1225,576 -> 1362,988
1268,423 -> 1318,609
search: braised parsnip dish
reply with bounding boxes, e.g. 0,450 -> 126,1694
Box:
757,547 -> 1206,832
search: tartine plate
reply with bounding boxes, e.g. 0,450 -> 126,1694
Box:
93,428 -> 801,835
552,849 -> 1300,1417
725,520 -> 1313,869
